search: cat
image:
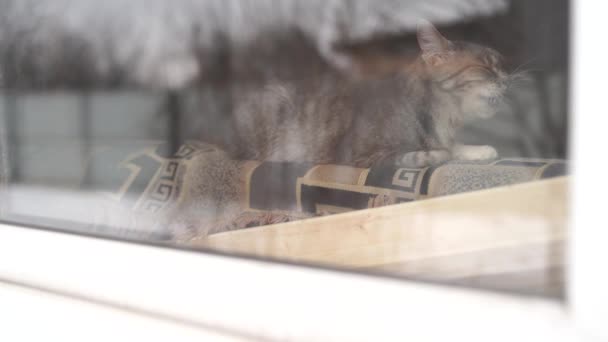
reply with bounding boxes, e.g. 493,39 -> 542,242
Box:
224,22 -> 509,168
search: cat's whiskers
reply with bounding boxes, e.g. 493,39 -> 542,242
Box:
507,70 -> 534,86
510,58 -> 539,75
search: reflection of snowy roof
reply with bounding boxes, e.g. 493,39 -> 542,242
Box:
0,0 -> 509,88
327,0 -> 508,42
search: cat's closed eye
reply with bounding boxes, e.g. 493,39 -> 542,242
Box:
469,65 -> 497,79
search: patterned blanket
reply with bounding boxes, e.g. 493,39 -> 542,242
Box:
91,141 -> 566,240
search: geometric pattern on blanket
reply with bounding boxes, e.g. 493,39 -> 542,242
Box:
103,140 -> 567,219
246,158 -> 567,215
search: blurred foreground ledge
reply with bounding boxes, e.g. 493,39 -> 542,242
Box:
195,176 -> 568,298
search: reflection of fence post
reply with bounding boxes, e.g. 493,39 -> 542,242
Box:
167,91 -> 182,156
3,91 -> 19,183
79,91 -> 93,189
0,92 -> 12,216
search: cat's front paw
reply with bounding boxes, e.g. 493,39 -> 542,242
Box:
452,145 -> 498,161
395,150 -> 450,168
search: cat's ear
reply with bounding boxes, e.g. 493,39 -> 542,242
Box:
417,20 -> 452,65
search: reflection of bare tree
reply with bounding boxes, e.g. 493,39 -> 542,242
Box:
511,0 -> 568,158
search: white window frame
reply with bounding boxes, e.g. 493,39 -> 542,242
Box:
0,1 -> 605,340
0,223 -> 575,341
568,0 -> 608,339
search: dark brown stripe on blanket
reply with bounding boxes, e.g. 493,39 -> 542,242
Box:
300,185 -> 375,213
249,162 -> 314,210
419,165 -> 440,195
364,162 -> 406,190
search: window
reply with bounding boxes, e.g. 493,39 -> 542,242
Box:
0,0 -> 570,306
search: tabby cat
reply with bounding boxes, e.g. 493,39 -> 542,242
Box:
226,22 -> 509,168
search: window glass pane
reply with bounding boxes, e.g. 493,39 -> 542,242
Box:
0,0 -> 569,297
